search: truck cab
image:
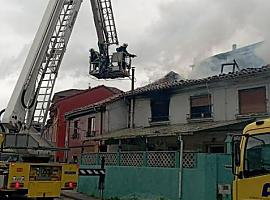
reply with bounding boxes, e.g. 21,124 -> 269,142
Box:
233,118 -> 270,199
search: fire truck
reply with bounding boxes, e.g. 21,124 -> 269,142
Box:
0,0 -> 133,199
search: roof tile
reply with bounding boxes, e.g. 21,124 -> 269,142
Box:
66,65 -> 270,117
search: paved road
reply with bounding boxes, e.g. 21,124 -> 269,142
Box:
58,196 -> 96,200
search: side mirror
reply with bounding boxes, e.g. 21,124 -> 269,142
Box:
233,140 -> 241,166
232,135 -> 241,175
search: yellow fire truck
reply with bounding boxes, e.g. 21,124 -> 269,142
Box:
233,118 -> 270,199
0,161 -> 78,199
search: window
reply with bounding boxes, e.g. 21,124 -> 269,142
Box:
244,133 -> 270,177
87,117 -> 96,137
239,87 -> 266,115
72,120 -> 79,139
150,96 -> 170,122
190,94 -> 212,119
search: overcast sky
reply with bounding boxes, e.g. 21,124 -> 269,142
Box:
0,0 -> 269,110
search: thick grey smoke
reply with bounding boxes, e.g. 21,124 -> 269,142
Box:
132,0 -> 270,80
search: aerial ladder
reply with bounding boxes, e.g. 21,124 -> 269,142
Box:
89,0 -> 136,79
1,0 -> 83,159
0,0 -> 128,198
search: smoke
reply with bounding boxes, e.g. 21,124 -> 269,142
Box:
131,0 -> 270,80
1,0 -> 270,110
256,41 -> 270,64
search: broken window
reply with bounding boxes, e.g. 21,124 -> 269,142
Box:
150,95 -> 170,122
72,120 -> 79,139
87,117 -> 96,137
190,94 -> 212,119
239,86 -> 266,115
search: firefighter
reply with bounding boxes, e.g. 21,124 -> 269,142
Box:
116,43 -> 136,71
89,48 -> 100,71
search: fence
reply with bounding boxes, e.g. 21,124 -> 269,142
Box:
81,151 -> 197,168
78,153 -> 233,200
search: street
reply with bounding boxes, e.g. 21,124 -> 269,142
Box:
59,191 -> 97,200
58,196 -> 96,200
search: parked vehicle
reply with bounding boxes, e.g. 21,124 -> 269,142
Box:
232,118 -> 270,199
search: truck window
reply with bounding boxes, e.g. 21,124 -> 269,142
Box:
244,133 -> 270,177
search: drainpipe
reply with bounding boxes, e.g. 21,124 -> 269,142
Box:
131,67 -> 135,128
100,110 -> 104,136
118,139 -> 122,152
117,140 -> 122,165
128,101 -> 131,128
178,135 -> 183,200
64,120 -> 71,162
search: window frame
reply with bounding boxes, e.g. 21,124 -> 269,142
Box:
190,94 -> 212,119
72,120 -> 79,139
150,95 -> 170,123
243,133 -> 270,178
87,116 -> 96,137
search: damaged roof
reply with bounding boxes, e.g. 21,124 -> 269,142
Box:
66,65 -> 270,118
125,65 -> 270,96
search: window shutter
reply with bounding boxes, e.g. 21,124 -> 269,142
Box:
239,87 -> 266,114
191,95 -> 211,107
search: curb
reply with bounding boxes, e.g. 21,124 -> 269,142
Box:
61,192 -> 83,200
61,191 -> 99,200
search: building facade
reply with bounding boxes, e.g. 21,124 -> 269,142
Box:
44,89 -> 84,145
125,66 -> 270,152
65,94 -> 128,160
45,85 -> 122,161
65,66 -> 270,158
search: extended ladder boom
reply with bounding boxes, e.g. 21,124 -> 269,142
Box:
3,0 -> 82,131
90,0 -> 119,55
89,0 -> 136,79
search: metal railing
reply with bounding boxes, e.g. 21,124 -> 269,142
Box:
81,151 -> 197,168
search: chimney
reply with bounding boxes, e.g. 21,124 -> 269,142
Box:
232,44 -> 237,51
